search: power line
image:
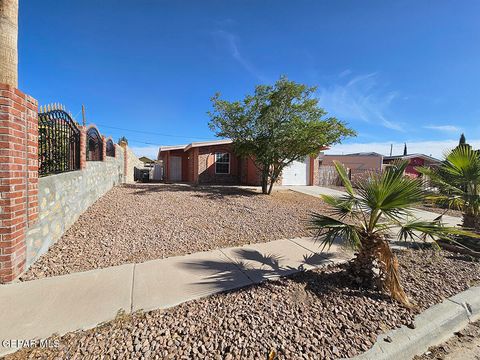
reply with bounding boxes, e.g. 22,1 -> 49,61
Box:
94,123 -> 213,140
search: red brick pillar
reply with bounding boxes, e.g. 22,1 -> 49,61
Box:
101,136 -> 107,161
79,126 -> 87,169
0,84 -> 39,283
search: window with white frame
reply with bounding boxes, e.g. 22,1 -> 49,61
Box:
215,152 -> 230,174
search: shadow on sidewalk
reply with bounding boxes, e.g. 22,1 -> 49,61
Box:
180,247 -> 339,295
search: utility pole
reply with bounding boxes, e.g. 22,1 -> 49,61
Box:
81,104 -> 86,126
0,0 -> 19,87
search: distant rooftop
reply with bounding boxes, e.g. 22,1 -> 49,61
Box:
325,152 -> 383,157
383,153 -> 441,162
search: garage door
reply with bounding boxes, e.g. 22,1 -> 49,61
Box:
282,157 -> 310,185
170,156 -> 182,181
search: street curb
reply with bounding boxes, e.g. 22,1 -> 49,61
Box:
350,285 -> 480,360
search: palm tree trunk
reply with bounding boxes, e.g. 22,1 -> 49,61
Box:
0,0 -> 18,87
350,241 -> 378,288
462,213 -> 480,232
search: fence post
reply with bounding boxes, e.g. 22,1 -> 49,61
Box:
79,126 -> 87,168
119,140 -> 127,183
0,84 -> 39,283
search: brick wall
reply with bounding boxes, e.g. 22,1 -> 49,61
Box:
0,84 -> 38,283
198,145 -> 240,184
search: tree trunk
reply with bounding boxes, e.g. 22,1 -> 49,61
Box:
463,213 -> 480,232
0,0 -> 18,87
261,170 -> 269,194
350,241 -> 378,289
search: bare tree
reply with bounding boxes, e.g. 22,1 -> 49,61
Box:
0,0 -> 18,87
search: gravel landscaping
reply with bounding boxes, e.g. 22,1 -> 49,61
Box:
20,184 -> 329,281
8,249 -> 480,359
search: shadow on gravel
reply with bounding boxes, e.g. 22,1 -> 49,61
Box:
123,183 -> 261,200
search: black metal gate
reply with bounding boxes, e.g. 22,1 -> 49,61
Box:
38,108 -> 81,176
106,138 -> 115,157
86,127 -> 103,161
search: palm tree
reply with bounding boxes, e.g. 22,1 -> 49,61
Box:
419,145 -> 480,231
309,160 -> 474,306
0,0 -> 18,87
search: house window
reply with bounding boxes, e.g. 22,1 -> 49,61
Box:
215,152 -> 230,174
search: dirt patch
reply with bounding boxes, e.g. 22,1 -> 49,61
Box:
8,249 -> 480,359
20,184 -> 329,281
414,319 -> 480,359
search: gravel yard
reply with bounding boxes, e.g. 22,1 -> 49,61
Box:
21,184 -> 329,281
9,249 -> 480,359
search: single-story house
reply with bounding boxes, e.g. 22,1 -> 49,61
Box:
383,154 -> 440,177
319,152 -> 440,179
157,140 -> 321,186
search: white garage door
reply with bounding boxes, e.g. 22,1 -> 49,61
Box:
170,156 -> 182,181
282,157 -> 310,185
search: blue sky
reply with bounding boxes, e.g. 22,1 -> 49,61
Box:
19,1 -> 480,159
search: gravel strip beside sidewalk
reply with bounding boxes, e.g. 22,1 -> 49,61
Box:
7,249 -> 480,360
20,185 -> 329,281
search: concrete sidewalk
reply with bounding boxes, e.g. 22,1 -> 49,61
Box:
288,185 -> 462,227
0,237 -> 351,356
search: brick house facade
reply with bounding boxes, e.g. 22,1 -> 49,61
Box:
158,140 -> 321,186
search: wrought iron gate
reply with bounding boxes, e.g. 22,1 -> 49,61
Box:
38,107 -> 81,176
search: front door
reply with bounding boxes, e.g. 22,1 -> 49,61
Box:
170,156 -> 182,181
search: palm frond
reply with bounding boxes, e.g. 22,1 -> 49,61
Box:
308,212 -> 362,251
321,194 -> 360,220
356,161 -> 425,224
396,218 -> 480,244
332,160 -> 355,196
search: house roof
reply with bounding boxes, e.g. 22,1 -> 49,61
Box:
326,152 -> 383,157
383,153 -> 440,163
158,144 -> 188,152
183,139 -> 233,151
157,139 -> 233,159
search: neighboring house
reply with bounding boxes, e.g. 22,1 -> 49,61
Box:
321,152 -> 384,172
157,140 -> 321,186
139,156 -> 155,168
320,152 -> 440,179
383,154 -> 440,177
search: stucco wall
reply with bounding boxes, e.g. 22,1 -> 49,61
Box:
125,145 -> 145,183
321,154 -> 384,171
24,149 -> 126,269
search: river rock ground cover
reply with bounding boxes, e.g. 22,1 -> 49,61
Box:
21,184 -> 329,281
9,249 -> 480,359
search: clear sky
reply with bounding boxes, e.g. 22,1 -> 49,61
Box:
19,0 -> 480,159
